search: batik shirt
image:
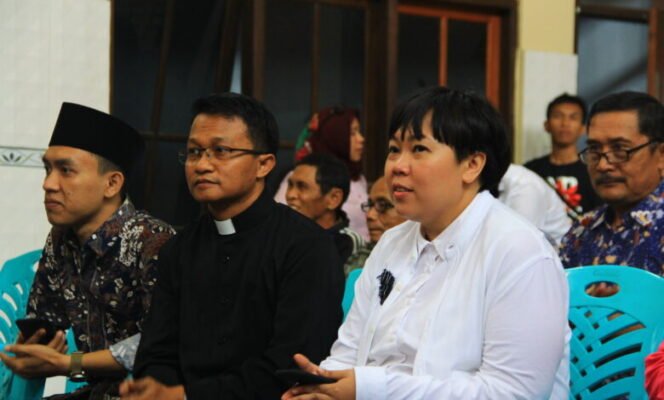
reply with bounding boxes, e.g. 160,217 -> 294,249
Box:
27,200 -> 175,353
559,180 -> 664,275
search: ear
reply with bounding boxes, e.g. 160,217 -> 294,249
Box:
656,143 -> 664,178
256,154 -> 276,179
461,152 -> 486,186
324,187 -> 344,211
544,120 -> 552,134
104,171 -> 125,199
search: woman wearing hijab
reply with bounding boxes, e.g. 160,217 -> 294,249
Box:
275,107 -> 368,240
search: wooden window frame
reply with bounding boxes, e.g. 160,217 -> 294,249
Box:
398,4 -> 502,107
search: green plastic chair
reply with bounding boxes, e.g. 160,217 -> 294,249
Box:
567,265 -> 664,400
0,250 -> 45,400
0,251 -> 86,399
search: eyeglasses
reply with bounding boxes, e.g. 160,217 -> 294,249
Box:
361,199 -> 395,214
178,145 -> 266,164
579,140 -> 658,165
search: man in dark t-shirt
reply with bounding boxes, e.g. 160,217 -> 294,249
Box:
525,93 -> 602,217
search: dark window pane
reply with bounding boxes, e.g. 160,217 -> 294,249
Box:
579,0 -> 650,9
147,142 -> 200,227
318,5 -> 365,110
112,0 -> 166,131
159,0 -> 225,136
264,1 -> 313,144
398,14 -> 439,101
577,17 -> 648,107
446,20 -> 486,95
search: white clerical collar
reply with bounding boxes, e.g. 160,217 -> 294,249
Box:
214,219 -> 236,236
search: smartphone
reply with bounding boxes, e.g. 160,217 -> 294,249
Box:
276,369 -> 337,386
15,318 -> 57,345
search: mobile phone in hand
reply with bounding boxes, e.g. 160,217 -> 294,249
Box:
15,318 -> 57,345
276,369 -> 337,386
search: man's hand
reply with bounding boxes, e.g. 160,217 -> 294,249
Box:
119,377 -> 185,400
281,354 -> 356,400
0,330 -> 69,378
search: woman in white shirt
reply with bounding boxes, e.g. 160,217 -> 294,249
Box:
282,87 -> 570,400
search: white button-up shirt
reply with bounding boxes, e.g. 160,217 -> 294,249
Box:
498,164 -> 571,246
321,191 -> 570,400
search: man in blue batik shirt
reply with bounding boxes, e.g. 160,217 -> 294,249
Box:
560,91 -> 664,277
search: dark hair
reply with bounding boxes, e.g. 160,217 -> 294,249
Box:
547,93 -> 587,122
94,154 -> 127,199
388,86 -> 511,194
296,153 -> 350,210
587,91 -> 664,142
192,92 -> 279,155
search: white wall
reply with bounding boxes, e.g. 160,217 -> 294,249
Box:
0,0 -> 110,265
518,50 -> 578,163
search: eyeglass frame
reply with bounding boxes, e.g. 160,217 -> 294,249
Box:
578,140 -> 659,165
178,145 -> 267,164
361,199 -> 395,214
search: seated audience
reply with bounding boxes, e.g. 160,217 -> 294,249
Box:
559,91 -> 663,276
275,106 -> 368,240
0,103 -> 175,398
525,93 -> 601,217
286,153 -> 365,273
121,93 -> 344,399
498,163 -> 571,246
345,176 -> 406,275
282,86 -> 570,400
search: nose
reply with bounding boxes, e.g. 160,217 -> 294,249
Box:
366,205 -> 378,221
357,132 -> 365,144
388,152 -> 410,177
285,184 -> 297,203
192,152 -> 214,173
593,153 -> 614,172
42,171 -> 59,192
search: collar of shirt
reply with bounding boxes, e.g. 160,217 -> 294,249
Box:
63,198 -> 136,256
207,189 -> 276,235
589,179 -> 664,231
214,219 -> 236,235
412,191 -> 493,271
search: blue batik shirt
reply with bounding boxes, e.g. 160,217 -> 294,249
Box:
560,180 -> 664,275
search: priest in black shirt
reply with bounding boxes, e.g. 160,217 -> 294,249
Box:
121,93 -> 344,400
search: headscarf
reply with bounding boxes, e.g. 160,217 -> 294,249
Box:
295,106 -> 362,179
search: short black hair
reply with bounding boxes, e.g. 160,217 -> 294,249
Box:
547,93 -> 587,122
587,91 -> 664,142
388,86 -> 511,194
296,153 -> 350,210
192,93 -> 279,155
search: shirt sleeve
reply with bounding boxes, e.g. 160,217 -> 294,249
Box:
26,231 -> 70,330
133,238 -> 183,386
353,236 -> 569,400
109,333 -> 141,372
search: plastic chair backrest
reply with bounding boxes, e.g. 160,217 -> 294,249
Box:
342,269 -> 362,320
567,265 -> 664,400
0,250 -> 44,400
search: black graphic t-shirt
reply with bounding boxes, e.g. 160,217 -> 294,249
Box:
524,155 -> 602,216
